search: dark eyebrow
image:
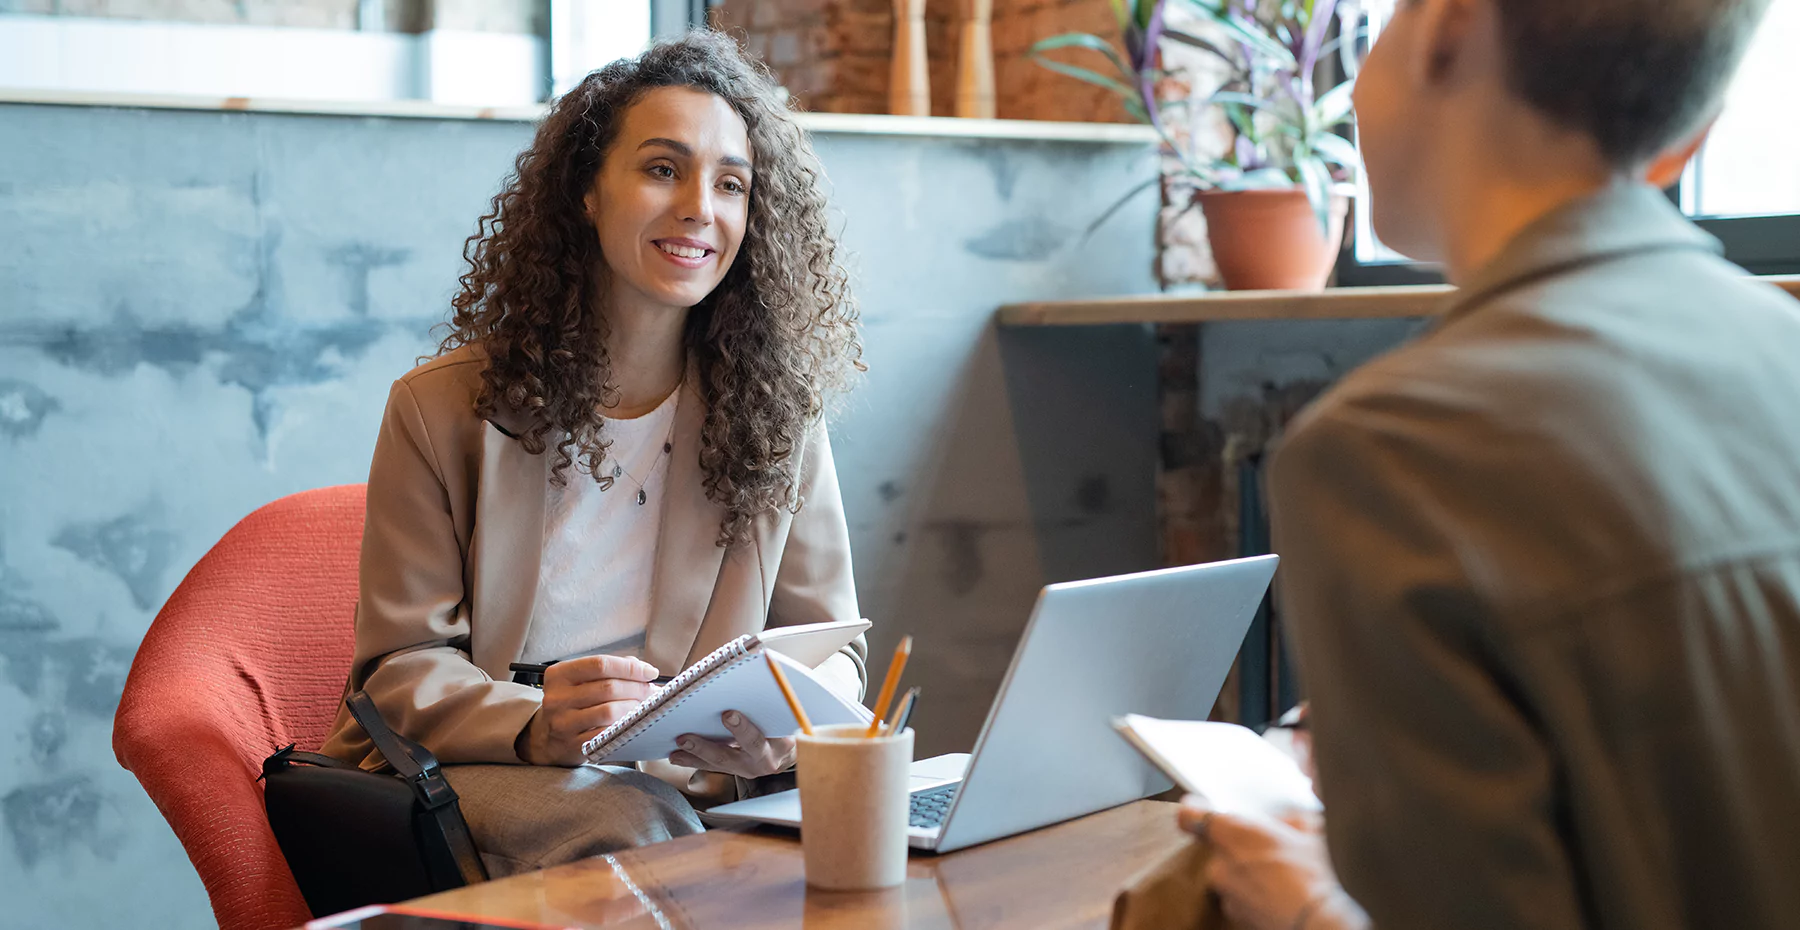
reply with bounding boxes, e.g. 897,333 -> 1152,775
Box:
638,137 -> 753,172
638,137 -> 692,157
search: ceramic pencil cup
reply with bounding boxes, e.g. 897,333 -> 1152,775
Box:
795,723 -> 915,890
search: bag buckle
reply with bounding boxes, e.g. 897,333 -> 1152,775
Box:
259,743 -> 298,781
410,768 -> 458,810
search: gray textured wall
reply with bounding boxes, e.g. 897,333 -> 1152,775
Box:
0,101 -> 1161,926
1198,318 -> 1429,422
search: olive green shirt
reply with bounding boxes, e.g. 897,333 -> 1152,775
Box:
1271,183 -> 1800,930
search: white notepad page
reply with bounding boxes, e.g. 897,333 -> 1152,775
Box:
1113,714 -> 1321,817
582,634 -> 874,764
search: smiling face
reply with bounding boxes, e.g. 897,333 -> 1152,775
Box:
585,86 -> 753,314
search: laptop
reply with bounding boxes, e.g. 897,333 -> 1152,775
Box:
700,554 -> 1279,853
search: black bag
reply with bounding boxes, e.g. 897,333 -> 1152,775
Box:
262,691 -> 488,917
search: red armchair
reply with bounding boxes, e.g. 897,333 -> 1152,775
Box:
114,484 -> 365,930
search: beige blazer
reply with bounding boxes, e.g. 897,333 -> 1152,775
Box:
320,345 -> 867,800
1270,184 -> 1800,929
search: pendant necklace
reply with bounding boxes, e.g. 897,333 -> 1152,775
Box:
598,386 -> 679,506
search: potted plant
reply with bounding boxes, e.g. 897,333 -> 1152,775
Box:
1032,0 -> 1364,291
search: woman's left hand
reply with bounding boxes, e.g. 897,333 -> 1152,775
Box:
669,711 -> 797,779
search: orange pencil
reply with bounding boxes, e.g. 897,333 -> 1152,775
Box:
865,635 -> 913,738
766,653 -> 814,736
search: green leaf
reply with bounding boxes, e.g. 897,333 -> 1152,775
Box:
1218,99 -> 1261,143
1212,90 -> 1305,131
1310,132 -> 1360,170
1029,32 -> 1135,82
1209,90 -> 1276,112
1172,0 -> 1299,71
1136,0 -> 1156,29
1297,155 -> 1334,235
1313,80 -> 1356,127
1082,175 -> 1165,240
1162,28 -> 1243,69
1207,9 -> 1298,70
1318,24 -> 1369,60
1216,167 -> 1297,191
1030,54 -> 1141,102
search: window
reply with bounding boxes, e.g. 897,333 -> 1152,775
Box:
1680,0 -> 1800,275
1339,1 -> 1800,284
0,1 -> 697,108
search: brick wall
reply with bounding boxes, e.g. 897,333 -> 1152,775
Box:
990,0 -> 1126,122
711,0 -> 1130,122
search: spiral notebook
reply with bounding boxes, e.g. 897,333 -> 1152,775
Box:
581,620 -> 874,764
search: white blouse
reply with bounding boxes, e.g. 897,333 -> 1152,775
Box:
520,387 -> 680,665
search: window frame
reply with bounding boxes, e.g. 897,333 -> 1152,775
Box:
1692,212 -> 1800,276
1331,2 -> 1800,287
1336,185 -> 1800,286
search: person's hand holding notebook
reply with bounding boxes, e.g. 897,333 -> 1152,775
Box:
580,620 -> 873,764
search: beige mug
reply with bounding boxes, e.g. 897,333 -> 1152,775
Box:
795,723 -> 914,890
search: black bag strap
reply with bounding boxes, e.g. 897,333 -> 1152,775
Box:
346,691 -> 487,889
260,744 -> 353,780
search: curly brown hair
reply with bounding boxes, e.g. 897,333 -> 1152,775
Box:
437,30 -> 862,546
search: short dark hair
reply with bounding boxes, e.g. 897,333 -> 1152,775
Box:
1493,0 -> 1771,165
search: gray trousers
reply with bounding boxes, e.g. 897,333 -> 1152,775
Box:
442,763 -> 704,878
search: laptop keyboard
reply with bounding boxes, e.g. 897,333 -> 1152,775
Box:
908,783 -> 959,828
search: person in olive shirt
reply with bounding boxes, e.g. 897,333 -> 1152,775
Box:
1177,1 -> 1798,929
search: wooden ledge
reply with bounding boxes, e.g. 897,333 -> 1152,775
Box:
997,275 -> 1800,326
0,88 -> 1160,143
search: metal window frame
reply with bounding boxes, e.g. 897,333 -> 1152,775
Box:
1693,212 -> 1800,276
1335,184 -> 1800,286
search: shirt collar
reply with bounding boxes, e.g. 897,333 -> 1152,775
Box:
1435,181 -> 1724,327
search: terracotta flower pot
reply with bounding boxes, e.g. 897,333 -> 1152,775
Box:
1195,189 -> 1349,292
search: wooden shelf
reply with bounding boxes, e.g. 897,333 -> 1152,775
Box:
0,88 -> 1160,143
997,276 -> 1800,326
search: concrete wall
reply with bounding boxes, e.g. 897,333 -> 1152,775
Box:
0,101 -> 1161,926
1197,319 -> 1430,424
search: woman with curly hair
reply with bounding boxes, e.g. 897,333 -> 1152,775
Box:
320,30 -> 867,873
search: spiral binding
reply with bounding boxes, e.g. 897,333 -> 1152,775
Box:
580,632 -> 765,759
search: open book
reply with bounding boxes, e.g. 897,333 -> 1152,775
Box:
581,620 -> 874,764
1112,714 -> 1320,817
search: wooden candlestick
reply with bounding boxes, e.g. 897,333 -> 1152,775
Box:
890,0 -> 931,116
954,0 -> 996,119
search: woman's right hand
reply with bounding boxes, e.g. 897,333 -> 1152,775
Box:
516,655 -> 660,766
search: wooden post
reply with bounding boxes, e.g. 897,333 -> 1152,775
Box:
890,0 -> 930,116
954,0 -> 996,119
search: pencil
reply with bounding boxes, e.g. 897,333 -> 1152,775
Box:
865,635 -> 913,738
884,686 -> 921,737
766,653 -> 814,736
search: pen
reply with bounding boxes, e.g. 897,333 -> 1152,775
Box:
509,661 -> 673,689
885,686 -> 921,736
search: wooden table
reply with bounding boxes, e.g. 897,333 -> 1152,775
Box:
403,800 -> 1187,929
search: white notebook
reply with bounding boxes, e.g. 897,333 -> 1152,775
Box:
1112,714 -> 1321,817
581,620 -> 874,764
